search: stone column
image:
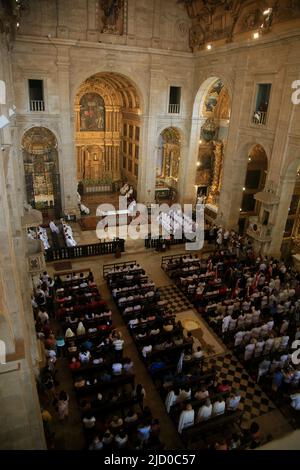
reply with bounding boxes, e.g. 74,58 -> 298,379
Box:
57,46 -> 78,214
137,67 -> 161,204
268,176 -> 296,257
217,68 -> 248,229
178,117 -> 205,204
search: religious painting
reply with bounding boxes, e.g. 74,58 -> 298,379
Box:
80,93 -> 105,131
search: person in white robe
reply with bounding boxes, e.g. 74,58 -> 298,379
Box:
49,220 -> 59,234
80,203 -> 90,215
66,236 -> 77,247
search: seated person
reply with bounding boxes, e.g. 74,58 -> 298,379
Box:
79,348 -> 91,364
212,398 -> 226,417
290,392 -> 300,410
110,415 -> 123,430
82,412 -> 96,429
124,409 -> 139,423
69,357 -> 81,370
123,357 -> 134,373
196,398 -> 212,422
112,362 -> 123,375
178,404 -> 195,434
217,380 -> 231,393
102,430 -> 114,447
137,420 -> 151,443
89,435 -> 103,450
226,391 -> 241,411
74,376 -> 85,388
115,430 -> 128,449
194,385 -> 209,401
193,346 -> 204,360
165,388 -> 180,413
178,387 -> 192,402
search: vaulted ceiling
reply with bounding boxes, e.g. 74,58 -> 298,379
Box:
178,0 -> 300,50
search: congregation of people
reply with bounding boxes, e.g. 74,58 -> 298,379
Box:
163,223 -> 300,425
27,217 -> 78,251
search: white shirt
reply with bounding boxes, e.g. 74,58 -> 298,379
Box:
66,236 -> 77,247
212,400 -> 225,416
244,343 -> 255,360
112,363 -> 123,375
197,404 -> 212,422
49,221 -> 59,234
291,393 -> 300,410
226,395 -> 241,411
178,409 -> 195,434
113,339 -> 124,350
222,315 -> 231,333
165,390 -> 177,413
83,416 -> 96,428
142,345 -> 152,357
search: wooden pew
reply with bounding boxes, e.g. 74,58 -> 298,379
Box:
181,410 -> 243,446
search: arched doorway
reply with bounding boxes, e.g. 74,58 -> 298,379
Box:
22,127 -> 62,219
196,78 -> 231,207
156,127 -> 181,200
75,73 -> 141,200
239,144 -> 268,233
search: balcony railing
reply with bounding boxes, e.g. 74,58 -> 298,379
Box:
168,103 -> 180,114
252,110 -> 267,125
44,239 -> 125,262
30,100 -> 45,112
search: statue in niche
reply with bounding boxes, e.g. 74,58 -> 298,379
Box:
243,10 -> 260,30
201,117 -> 218,141
207,141 -> 223,205
100,0 -> 124,34
80,93 -> 105,131
197,146 -> 214,187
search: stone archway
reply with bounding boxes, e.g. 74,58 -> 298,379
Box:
238,143 -> 268,233
156,127 -> 181,192
74,72 -> 141,195
21,127 -> 62,219
181,75 -> 231,207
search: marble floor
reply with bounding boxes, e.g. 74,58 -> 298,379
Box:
43,230 -> 293,449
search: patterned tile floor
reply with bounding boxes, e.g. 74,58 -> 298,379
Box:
162,272 -> 277,422
203,352 -> 276,421
159,284 -> 194,313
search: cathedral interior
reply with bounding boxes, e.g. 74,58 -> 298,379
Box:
1,0 -> 300,452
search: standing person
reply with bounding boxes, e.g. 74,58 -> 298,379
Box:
57,390 -> 69,422
112,334 -> 124,360
132,384 -> 146,409
49,220 -> 60,235
56,332 -> 66,358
